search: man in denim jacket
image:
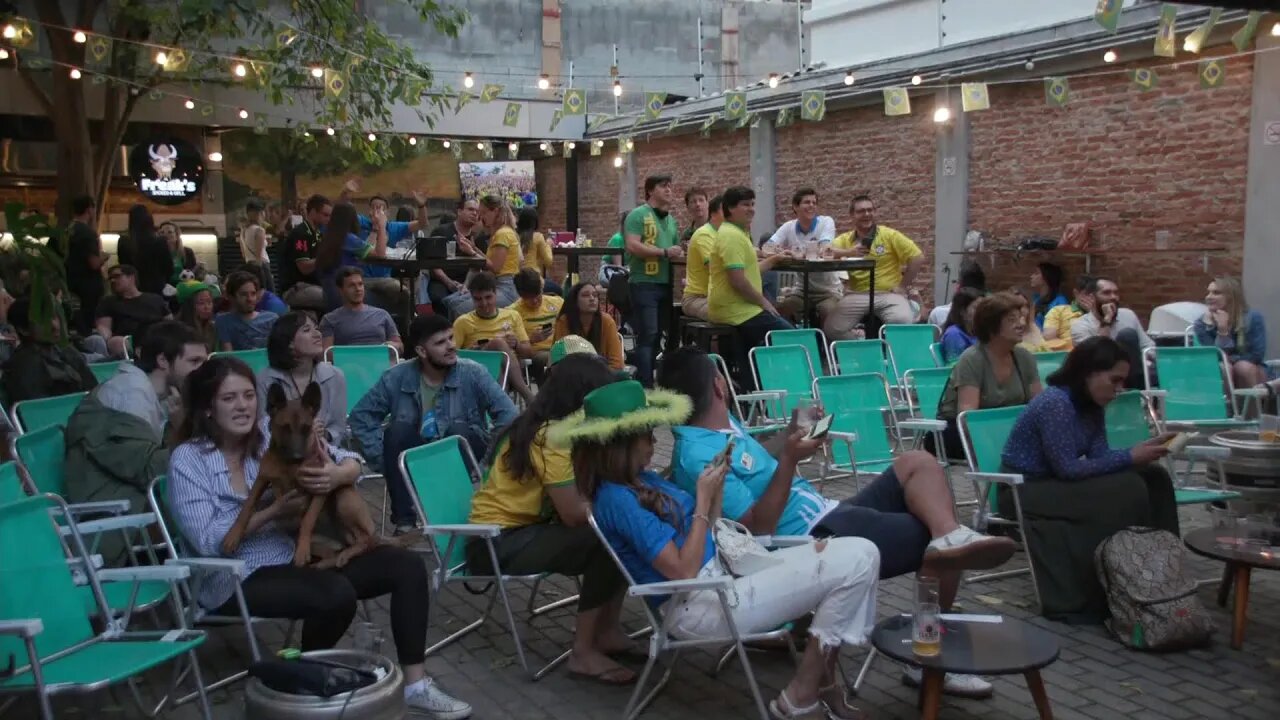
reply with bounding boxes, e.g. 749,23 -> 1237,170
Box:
351,313 -> 517,533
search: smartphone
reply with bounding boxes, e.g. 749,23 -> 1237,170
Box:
807,414 -> 834,441
475,339 -> 490,348
712,439 -> 735,470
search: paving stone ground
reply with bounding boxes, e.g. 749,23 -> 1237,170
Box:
13,430 -> 1280,719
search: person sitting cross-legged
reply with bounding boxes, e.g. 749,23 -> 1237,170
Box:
452,271 -> 535,403
658,347 -> 1017,699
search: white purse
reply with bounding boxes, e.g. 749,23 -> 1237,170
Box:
713,517 -> 784,577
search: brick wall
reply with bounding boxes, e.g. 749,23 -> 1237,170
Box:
966,48 -> 1251,321
534,157 -> 568,232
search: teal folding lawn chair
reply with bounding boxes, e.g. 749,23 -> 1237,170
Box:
325,344 -> 400,415
750,344 -> 816,418
814,373 -> 942,487
709,353 -> 786,436
1143,346 -> 1262,431
0,494 -> 211,720
1034,351 -> 1067,382
930,341 -> 949,367
902,366 -> 954,459
0,461 -> 26,505
88,360 -> 128,385
880,324 -> 940,385
458,349 -> 510,390
10,392 -> 87,435
767,328 -> 830,377
210,348 -> 269,375
401,436 -> 577,679
830,339 -> 893,377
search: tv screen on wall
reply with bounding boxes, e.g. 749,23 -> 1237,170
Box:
459,160 -> 537,209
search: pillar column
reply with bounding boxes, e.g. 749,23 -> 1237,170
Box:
749,120 -> 777,241
1243,32 -> 1280,357
932,90 -> 970,305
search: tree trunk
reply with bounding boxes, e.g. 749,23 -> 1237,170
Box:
281,164 -> 299,209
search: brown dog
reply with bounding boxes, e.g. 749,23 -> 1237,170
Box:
220,382 -> 380,569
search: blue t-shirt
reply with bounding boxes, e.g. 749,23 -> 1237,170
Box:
214,311 -> 279,350
320,233 -> 374,310
256,290 -> 288,315
358,216 -> 413,278
592,471 -> 714,606
671,418 -> 834,537
940,324 -> 977,364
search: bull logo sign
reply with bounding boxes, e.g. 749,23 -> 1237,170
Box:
130,138 -> 203,205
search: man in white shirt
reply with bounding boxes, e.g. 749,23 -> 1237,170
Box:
762,188 -> 842,325
1071,276 -> 1155,388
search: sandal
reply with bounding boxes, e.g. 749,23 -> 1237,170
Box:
818,685 -> 868,720
768,689 -> 827,720
568,665 -> 636,686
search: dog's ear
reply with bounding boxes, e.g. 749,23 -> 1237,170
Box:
301,381 -> 323,416
266,383 -> 289,415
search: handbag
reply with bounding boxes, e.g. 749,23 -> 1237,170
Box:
713,517 -> 784,577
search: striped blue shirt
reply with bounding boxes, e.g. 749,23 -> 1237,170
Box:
166,418 -> 361,610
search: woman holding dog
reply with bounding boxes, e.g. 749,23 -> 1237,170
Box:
167,356 -> 473,720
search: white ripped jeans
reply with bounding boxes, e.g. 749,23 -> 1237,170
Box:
662,537 -> 880,651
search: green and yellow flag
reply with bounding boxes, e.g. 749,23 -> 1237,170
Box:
1129,68 -> 1158,91
619,137 -> 633,155
481,84 -> 504,103
883,88 -> 911,116
562,142 -> 573,158
199,102 -> 215,119
508,142 -> 520,160
1232,12 -> 1263,52
454,91 -> 474,112
563,88 -> 586,116
543,142 -> 555,157
775,107 -> 794,127
644,92 -> 667,121
801,91 -> 826,122
1044,77 -> 1070,107
549,109 -> 563,133
724,92 -> 747,121
961,83 -> 989,112
6,18 -> 36,49
163,48 -> 190,73
450,141 -> 463,159
148,89 -> 163,102
86,35 -> 112,69
275,28 -> 297,49
324,69 -> 346,98
480,143 -> 494,160
665,117 -> 679,133
590,140 -> 603,157
503,102 -> 521,127
1093,0 -> 1122,33
253,113 -> 269,135
700,114 -> 718,138
1154,4 -> 1178,58
1199,59 -> 1224,89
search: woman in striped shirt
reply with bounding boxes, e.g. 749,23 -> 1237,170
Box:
166,356 -> 472,719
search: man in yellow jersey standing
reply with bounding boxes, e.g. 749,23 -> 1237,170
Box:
624,175 -> 685,386
825,194 -> 925,339
680,194 -> 723,321
708,186 -> 790,389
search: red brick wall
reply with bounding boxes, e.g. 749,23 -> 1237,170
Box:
577,152 -> 622,244
632,131 -> 752,229
966,47 -> 1251,321
534,157 -> 567,232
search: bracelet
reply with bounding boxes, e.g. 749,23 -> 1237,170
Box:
692,513 -> 711,525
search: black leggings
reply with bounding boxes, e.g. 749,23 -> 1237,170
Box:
216,545 -> 429,664
464,523 -> 625,611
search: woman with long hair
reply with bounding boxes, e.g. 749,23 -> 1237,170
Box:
467,354 -> 633,683
121,204 -> 170,295
515,207 -> 557,291
1000,337 -> 1179,621
257,312 -> 349,445
553,282 -> 623,370
166,357 -> 473,718
177,282 -> 217,351
1011,287 -> 1050,352
1194,276 -> 1270,388
158,221 -> 198,286
1028,262 -> 1066,328
442,195 -> 522,317
938,286 -> 982,364
552,380 -> 880,719
314,202 -> 387,311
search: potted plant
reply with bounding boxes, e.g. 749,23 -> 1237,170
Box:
1,201 -> 70,345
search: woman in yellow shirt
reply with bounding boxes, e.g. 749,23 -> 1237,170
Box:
443,195 -> 523,317
466,353 -> 636,684
516,207 -> 560,295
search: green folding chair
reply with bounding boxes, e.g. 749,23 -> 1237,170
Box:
10,392 -> 87,435
457,349 -> 510,390
88,361 -> 128,385
1143,346 -> 1262,431
830,339 -> 893,377
325,344 -> 400,415
814,373 -> 942,486
0,494 -> 211,720
708,353 -> 786,436
930,341 -> 949,367
400,436 -> 576,680
0,461 -> 26,505
750,345 -> 815,418
766,328 -> 830,376
902,366 -> 954,460
880,324 -> 940,385
210,348 -> 269,376
1033,351 -> 1067,382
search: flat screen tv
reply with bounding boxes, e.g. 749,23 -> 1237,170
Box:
459,160 -> 537,208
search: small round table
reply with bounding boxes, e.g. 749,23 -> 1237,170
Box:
1183,525 -> 1280,650
871,614 -> 1060,720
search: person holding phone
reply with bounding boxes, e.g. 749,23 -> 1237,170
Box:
659,347 -> 1015,700
508,268 -> 564,377
452,272 -> 535,402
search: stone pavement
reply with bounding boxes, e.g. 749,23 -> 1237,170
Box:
16,431 -> 1280,720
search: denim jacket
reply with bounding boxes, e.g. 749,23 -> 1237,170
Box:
349,358 -> 517,472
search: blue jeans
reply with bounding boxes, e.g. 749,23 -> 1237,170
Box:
761,271 -> 780,305
628,282 -> 669,387
382,420 -> 492,526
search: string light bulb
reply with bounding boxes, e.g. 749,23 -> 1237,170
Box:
844,71 -> 855,86
539,142 -> 548,151
0,49 -> 9,60
2,24 -> 16,40
442,140 -> 451,148
326,126 -> 335,136
613,156 -> 623,168
367,132 -> 377,142
73,30 -> 87,43
768,73 -> 779,89
208,151 -> 223,162
310,66 -> 324,78
408,136 -> 417,146
476,142 -> 485,150
613,80 -> 623,97
155,50 -> 168,65
537,74 -> 550,90
69,68 -> 81,79
1272,21 -> 1279,37
625,139 -> 634,151
594,140 -> 605,148
911,75 -> 922,86
183,98 -> 195,110
233,62 -> 247,78
568,142 -> 576,150
933,106 -> 951,123
463,72 -> 474,88
238,108 -> 249,119
1103,49 -> 1117,63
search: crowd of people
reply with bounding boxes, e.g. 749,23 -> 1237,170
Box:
1,174 -> 1272,719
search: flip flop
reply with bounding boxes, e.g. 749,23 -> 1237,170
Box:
569,666 -> 637,686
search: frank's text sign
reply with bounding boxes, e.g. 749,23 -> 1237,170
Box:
129,138 -> 203,205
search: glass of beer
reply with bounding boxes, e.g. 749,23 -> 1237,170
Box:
1260,414 -> 1279,443
912,576 -> 942,657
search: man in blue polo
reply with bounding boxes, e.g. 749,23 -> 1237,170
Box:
339,178 -> 431,312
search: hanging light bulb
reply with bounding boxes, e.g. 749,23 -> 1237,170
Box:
184,98 -> 195,110
933,106 -> 951,123
613,79 -> 623,97
768,73 -> 779,88
326,126 -> 335,136
844,71 -> 855,86
537,74 -> 550,90
73,30 -> 87,44
2,24 -> 17,39
238,108 -> 249,119
0,49 -> 9,60
539,142 -> 548,151
155,50 -> 169,65
476,142 -> 485,150
310,65 -> 324,78
367,132 -> 377,142
408,136 -> 417,146
911,74 -> 922,86
442,140 -> 451,148
1272,21 -> 1280,37
208,151 -> 223,162
69,68 -> 81,80
613,156 -> 623,168
594,140 -> 604,148
625,139 -> 634,151
568,142 -> 576,150
463,72 -> 474,89
1103,49 -> 1117,63
233,62 -> 247,78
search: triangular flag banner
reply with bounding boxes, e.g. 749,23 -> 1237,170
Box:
665,117 -> 679,133
450,142 -> 463,159
750,113 -> 761,129
1044,77 -> 1070,106
549,109 -> 563,133
775,107 -> 793,127
587,114 -> 608,132
1153,4 -> 1178,58
339,131 -> 352,149
508,143 -> 520,160
1233,12 -> 1263,52
562,142 -> 573,158
619,137 -> 633,155
800,91 -> 826,122
1199,59 -> 1224,89
563,88 -> 586,116
148,89 -> 163,101
91,73 -> 107,85
481,84 -> 504,103
883,88 -> 911,116
480,143 -> 494,160
253,113 -> 269,135
199,102 -> 215,118
543,142 -> 555,157
503,102 -> 521,127
6,18 -> 36,49
454,91 -> 474,112
735,112 -> 751,129
699,114 -> 718,138
724,92 -> 746,121
275,28 -> 297,49
961,83 -> 989,112
590,140 -> 603,156
1093,0 -> 1122,33
1186,9 -> 1222,51
163,48 -> 190,73
86,35 -> 112,69
324,69 -> 347,98
1129,68 -> 1158,91
644,92 -> 667,121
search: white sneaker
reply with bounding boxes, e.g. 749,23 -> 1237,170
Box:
923,526 -> 1016,571
405,677 -> 472,719
901,667 -> 993,699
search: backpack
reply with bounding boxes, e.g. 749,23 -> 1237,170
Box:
1095,527 -> 1213,650
606,270 -> 631,317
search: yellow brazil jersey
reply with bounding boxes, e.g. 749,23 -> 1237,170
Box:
487,226 -> 524,277
684,222 -> 717,297
507,294 -> 564,351
708,221 -> 764,326
469,427 -> 572,528
1043,303 -> 1085,350
832,225 -> 922,292
521,232 -> 553,277
452,307 -> 529,349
